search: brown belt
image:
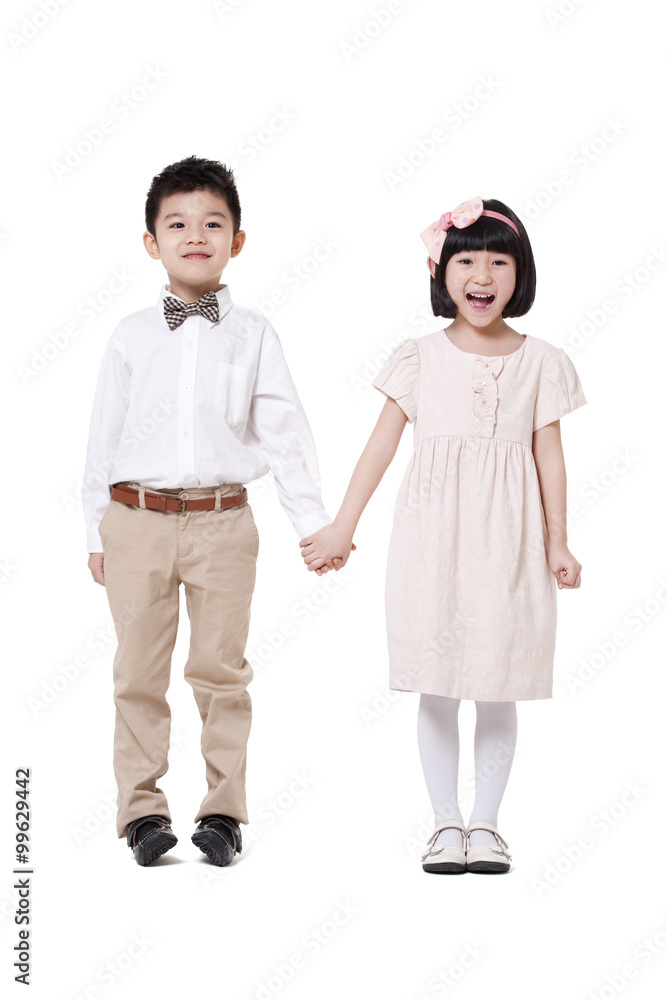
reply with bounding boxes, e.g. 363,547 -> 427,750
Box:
110,484 -> 248,514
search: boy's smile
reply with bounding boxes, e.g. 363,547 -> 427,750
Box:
143,189 -> 246,302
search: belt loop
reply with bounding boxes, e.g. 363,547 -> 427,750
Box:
214,487 -> 222,512
138,487 -> 146,510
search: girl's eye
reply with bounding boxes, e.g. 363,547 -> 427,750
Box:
457,258 -> 472,265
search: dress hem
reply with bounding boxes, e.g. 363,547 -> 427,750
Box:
389,681 -> 553,702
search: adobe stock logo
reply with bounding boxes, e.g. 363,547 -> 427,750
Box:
8,0 -> 73,52
339,0 -> 421,63
51,67 -> 169,180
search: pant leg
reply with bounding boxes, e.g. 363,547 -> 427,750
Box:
177,485 -> 258,826
100,496 -> 180,837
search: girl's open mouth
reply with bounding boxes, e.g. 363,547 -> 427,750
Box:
466,293 -> 495,312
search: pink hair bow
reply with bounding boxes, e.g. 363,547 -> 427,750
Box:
420,197 -> 520,277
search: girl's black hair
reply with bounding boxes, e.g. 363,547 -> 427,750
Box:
145,155 -> 241,238
430,199 -> 536,318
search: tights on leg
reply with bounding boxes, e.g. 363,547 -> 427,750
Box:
468,700 -> 517,848
417,694 -> 464,848
417,694 -> 517,849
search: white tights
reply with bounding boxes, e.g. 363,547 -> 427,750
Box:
417,694 -> 518,848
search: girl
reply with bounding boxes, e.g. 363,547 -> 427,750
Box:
299,197 -> 586,875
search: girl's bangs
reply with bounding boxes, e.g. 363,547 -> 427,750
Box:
446,217 -> 521,256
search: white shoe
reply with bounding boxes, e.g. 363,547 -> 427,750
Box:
421,821 -> 467,874
465,821 -> 512,874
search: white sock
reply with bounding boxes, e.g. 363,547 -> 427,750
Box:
417,694 -> 465,849
467,700 -> 517,849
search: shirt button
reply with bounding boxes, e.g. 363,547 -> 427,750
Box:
186,341 -> 193,348
184,385 -> 191,391
483,363 -> 489,368
482,399 -> 487,404
482,381 -> 487,385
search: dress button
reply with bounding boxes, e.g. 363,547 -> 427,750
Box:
482,399 -> 487,404
484,363 -> 489,368
482,381 -> 487,385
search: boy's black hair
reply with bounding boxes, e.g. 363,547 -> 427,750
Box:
430,199 -> 536,318
145,155 -> 241,238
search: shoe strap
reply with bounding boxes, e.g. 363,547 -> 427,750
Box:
199,814 -> 241,854
425,820 -> 467,849
466,821 -> 511,854
126,814 -> 171,847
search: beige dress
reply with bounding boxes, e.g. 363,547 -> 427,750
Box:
372,330 -> 587,701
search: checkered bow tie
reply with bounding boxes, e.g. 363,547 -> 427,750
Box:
163,291 -> 220,330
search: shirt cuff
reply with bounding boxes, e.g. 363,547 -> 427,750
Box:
87,529 -> 103,554
291,508 -> 333,540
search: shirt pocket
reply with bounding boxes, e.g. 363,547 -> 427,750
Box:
214,363 -> 255,428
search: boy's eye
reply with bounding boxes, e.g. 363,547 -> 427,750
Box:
168,221 -> 221,228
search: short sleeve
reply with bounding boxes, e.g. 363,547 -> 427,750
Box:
371,338 -> 420,424
533,348 -> 587,432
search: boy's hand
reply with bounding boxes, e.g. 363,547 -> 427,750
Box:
88,552 -> 105,586
299,524 -> 356,576
547,542 -> 582,590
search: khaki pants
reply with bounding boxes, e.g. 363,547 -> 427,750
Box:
98,482 -> 258,838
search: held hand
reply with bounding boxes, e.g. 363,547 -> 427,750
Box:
547,542 -> 582,590
299,524 -> 357,575
88,552 -> 105,586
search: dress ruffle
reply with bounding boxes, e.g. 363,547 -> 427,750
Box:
472,355 -> 505,437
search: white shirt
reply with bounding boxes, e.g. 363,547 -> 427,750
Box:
82,284 -> 332,552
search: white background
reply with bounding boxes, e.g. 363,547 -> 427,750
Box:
2,0 -> 666,997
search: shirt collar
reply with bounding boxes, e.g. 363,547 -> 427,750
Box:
157,283 -> 234,328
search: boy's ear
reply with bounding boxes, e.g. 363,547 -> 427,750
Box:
230,230 -> 246,258
143,230 -> 160,260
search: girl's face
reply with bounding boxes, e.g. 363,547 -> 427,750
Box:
444,250 -> 516,326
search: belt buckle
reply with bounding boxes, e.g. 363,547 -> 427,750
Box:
179,492 -> 189,514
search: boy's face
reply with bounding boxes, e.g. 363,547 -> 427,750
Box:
143,188 -> 245,301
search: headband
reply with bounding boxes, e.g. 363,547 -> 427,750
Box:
420,197 -> 520,277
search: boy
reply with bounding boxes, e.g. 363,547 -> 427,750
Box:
83,155 -> 338,866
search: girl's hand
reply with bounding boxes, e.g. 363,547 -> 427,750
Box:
547,542 -> 582,589
299,524 -> 357,575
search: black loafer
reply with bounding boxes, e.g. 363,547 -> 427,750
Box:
191,814 -> 242,866
125,814 -> 178,866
